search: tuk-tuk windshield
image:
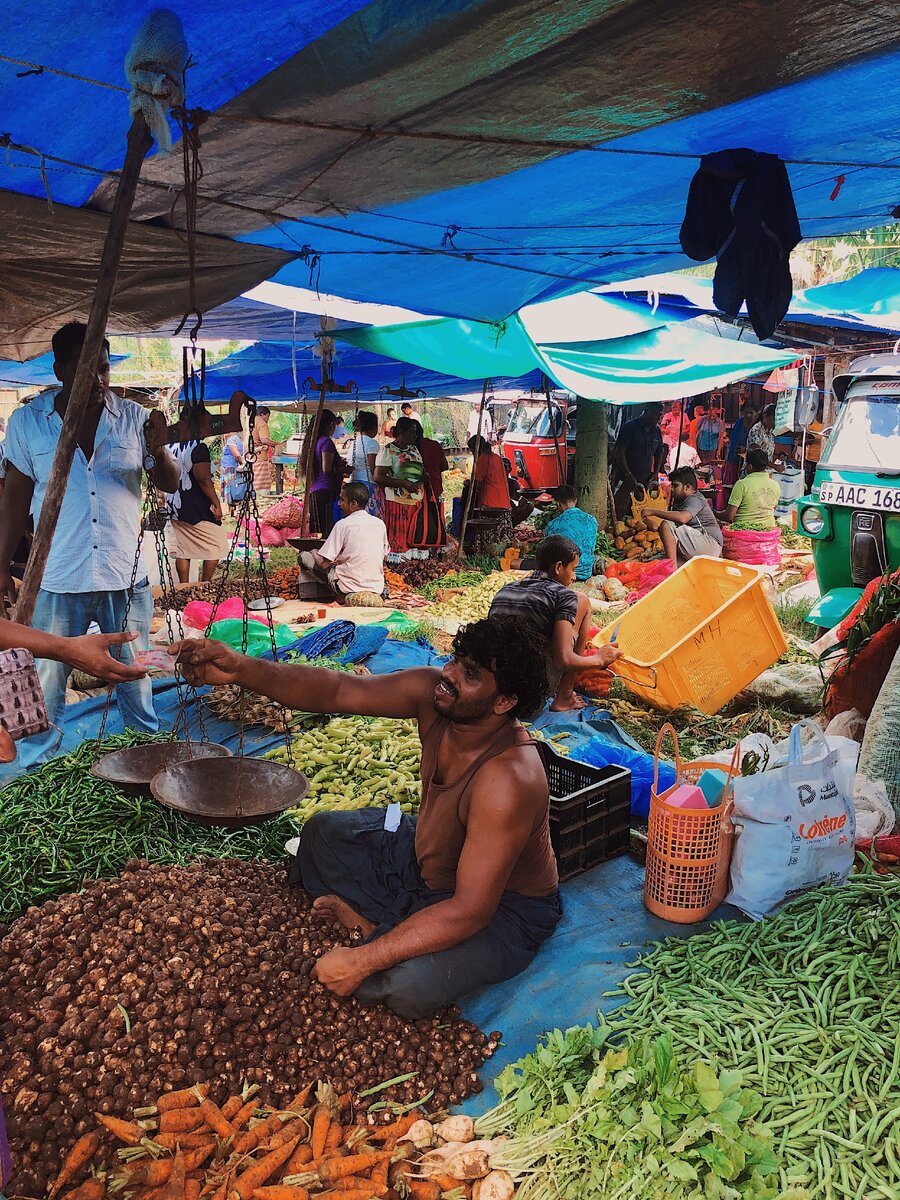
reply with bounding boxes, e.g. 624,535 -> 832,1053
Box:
506,401 -> 564,437
820,394 -> 900,471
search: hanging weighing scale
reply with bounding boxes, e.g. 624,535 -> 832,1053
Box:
91,390 -> 234,792
150,755 -> 309,828
92,104 -> 308,823
92,741 -> 232,794
148,394 -> 310,826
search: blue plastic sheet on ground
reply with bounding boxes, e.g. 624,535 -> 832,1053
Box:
459,854 -> 739,1115
527,703 -> 674,818
361,636 -> 449,674
260,621 -> 388,666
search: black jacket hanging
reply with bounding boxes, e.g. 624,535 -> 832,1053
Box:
679,148 -> 801,340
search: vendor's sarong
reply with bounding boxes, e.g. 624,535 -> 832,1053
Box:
291,809 -> 562,1019
168,519 -> 230,561
672,524 -> 723,564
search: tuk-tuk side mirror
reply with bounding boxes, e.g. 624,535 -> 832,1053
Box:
795,498 -> 833,541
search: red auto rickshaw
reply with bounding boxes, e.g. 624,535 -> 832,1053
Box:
501,394 -> 575,493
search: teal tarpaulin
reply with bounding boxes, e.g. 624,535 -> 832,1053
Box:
533,325 -> 798,404
599,267 -> 900,335
336,297 -> 798,404
337,313 -> 537,380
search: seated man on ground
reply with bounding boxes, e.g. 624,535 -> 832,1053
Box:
489,535 -> 620,712
665,425 -> 701,473
300,482 -> 389,603
717,448 -> 780,531
174,617 -> 562,1019
641,466 -> 723,565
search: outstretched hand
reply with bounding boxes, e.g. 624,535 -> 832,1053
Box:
67,631 -> 147,682
169,638 -> 243,686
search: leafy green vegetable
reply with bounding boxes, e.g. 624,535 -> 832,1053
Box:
477,871 -> 900,1200
483,1034 -> 781,1200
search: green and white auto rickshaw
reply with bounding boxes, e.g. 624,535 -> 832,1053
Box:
796,353 -> 900,629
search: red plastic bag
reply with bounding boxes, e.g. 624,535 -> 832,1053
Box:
721,526 -> 781,566
235,520 -> 284,547
826,622 -> 900,720
626,559 -> 675,604
183,596 -> 246,630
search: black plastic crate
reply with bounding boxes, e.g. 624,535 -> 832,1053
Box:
539,743 -> 632,882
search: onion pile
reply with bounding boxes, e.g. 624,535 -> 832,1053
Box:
0,858 -> 499,1196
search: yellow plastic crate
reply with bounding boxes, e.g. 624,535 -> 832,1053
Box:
594,556 -> 787,715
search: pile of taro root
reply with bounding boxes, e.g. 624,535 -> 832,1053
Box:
0,859 -> 499,1196
156,578 -> 272,611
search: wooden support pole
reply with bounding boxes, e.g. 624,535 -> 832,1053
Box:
574,397 -> 609,530
457,380 -> 488,560
15,113 -> 153,625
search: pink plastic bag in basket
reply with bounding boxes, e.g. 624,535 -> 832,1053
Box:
182,597 -> 246,630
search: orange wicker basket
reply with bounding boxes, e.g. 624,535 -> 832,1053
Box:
644,724 -> 738,924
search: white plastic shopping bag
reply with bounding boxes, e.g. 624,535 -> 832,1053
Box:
727,720 -> 857,920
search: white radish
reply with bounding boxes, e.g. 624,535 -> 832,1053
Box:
434,1115 -> 475,1144
397,1118 -> 435,1148
442,1147 -> 493,1180
473,1170 -> 516,1200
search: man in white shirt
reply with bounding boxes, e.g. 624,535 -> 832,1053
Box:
300,482 -> 390,602
0,322 -> 180,769
665,429 -> 701,473
467,404 -> 494,443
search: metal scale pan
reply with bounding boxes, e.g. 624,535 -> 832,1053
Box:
149,756 -> 310,828
92,741 -> 233,795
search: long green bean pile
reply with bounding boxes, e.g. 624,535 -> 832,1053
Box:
477,871 -> 900,1200
0,733 -> 291,923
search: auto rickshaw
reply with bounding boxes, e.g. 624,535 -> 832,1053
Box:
795,352 -> 900,628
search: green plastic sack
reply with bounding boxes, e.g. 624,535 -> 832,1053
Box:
207,617 -> 297,657
373,611 -> 421,635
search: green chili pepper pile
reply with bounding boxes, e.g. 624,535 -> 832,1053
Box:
264,714 -> 421,825
0,733 -> 291,923
476,871 -> 900,1200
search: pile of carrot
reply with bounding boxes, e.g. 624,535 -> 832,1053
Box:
45,1081 -> 473,1200
266,567 -> 301,600
383,571 -> 411,595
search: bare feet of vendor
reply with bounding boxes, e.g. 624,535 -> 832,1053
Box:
549,688 -> 586,712
313,895 -> 377,938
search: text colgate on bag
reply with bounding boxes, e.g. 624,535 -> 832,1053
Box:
727,719 -> 858,920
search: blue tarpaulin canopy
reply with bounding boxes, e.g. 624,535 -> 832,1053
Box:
185,340 -> 542,405
597,267 -> 900,334
1,0 -> 898,353
0,351 -> 127,389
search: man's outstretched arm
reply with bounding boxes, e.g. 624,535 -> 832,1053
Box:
174,637 -> 440,720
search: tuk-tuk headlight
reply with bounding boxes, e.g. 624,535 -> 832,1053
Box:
801,506 -> 826,536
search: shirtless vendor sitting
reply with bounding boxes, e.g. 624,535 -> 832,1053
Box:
175,617 -> 563,1018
